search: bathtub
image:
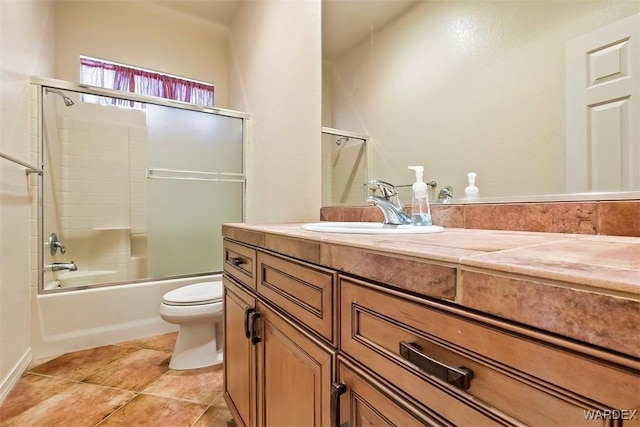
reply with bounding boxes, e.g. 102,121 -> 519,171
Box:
31,273 -> 221,360
56,270 -> 119,288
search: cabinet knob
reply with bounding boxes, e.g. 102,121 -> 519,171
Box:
229,256 -> 245,267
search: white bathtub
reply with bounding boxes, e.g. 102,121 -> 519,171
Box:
56,270 -> 119,288
31,274 -> 222,360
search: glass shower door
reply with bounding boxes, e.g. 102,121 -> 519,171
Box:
146,104 -> 244,278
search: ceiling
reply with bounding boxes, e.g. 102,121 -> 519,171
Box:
149,0 -> 418,58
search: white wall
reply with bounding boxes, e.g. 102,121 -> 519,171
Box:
0,0 -> 55,402
229,0 -> 322,223
328,1 -> 640,199
54,1 -> 231,108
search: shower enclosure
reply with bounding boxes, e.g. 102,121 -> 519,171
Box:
321,127 -> 369,206
34,78 -> 247,293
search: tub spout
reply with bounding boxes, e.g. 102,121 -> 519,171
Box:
46,262 -> 78,272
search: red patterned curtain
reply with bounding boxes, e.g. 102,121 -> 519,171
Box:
80,57 -> 214,107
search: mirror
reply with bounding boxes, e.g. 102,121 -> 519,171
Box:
321,127 -> 369,206
322,1 -> 640,203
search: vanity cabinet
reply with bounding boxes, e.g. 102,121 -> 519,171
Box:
222,230 -> 640,427
223,239 -> 337,427
339,275 -> 639,426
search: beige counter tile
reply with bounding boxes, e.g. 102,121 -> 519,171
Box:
322,244 -> 457,299
464,202 -> 598,234
459,271 -> 640,357
461,236 -> 640,294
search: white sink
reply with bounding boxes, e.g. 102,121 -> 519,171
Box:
301,222 -> 445,234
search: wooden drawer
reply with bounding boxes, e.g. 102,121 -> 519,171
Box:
337,357 -> 446,426
340,276 -> 638,426
258,250 -> 336,344
224,239 -> 257,290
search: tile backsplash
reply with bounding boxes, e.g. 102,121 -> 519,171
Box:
320,200 -> 640,237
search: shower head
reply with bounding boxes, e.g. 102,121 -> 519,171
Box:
335,136 -> 349,146
45,88 -> 75,106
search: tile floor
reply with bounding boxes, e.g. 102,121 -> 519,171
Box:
0,332 -> 235,427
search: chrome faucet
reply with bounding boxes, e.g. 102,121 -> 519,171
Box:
366,180 -> 412,225
45,262 -> 78,272
48,232 -> 66,256
438,186 -> 453,201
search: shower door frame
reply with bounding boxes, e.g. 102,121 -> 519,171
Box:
31,76 -> 249,294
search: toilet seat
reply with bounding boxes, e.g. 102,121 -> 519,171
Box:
162,281 -> 223,306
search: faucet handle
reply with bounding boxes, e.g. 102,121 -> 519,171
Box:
48,233 -> 67,255
368,180 -> 398,199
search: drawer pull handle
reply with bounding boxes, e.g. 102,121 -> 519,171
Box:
330,382 -> 347,427
244,307 -> 255,339
399,341 -> 474,390
250,312 -> 262,345
229,256 -> 245,267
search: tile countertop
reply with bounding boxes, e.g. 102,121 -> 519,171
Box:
222,223 -> 640,358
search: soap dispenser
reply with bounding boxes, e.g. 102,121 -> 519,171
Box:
408,166 -> 432,226
464,172 -> 479,199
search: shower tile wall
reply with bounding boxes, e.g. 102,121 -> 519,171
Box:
35,92 -> 151,287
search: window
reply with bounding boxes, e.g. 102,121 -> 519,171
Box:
79,56 -> 214,108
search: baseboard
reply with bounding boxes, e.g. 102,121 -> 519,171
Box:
0,347 -> 32,405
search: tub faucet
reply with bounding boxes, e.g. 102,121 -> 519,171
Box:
366,180 -> 412,225
46,262 -> 78,272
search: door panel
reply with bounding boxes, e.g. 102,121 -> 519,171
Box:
256,302 -> 333,427
566,12 -> 640,192
224,277 -> 256,427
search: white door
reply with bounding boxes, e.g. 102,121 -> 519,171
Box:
566,13 -> 640,193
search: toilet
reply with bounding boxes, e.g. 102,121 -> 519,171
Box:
159,280 -> 224,370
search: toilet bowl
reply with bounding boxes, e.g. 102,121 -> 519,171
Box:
159,280 -> 223,370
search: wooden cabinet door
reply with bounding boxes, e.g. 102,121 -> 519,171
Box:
256,301 -> 334,427
224,277 -> 257,427
337,358 -> 446,427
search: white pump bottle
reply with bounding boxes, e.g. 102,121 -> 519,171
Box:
408,166 -> 432,226
464,172 -> 479,199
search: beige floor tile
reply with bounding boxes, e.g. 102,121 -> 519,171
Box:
98,394 -> 206,426
1,382 -> 134,427
142,364 -> 224,405
210,392 -> 228,408
192,405 -> 236,427
28,345 -> 137,381
116,332 -> 177,351
0,334 -> 236,427
138,332 -> 178,352
83,348 -> 171,392
0,374 -> 76,423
